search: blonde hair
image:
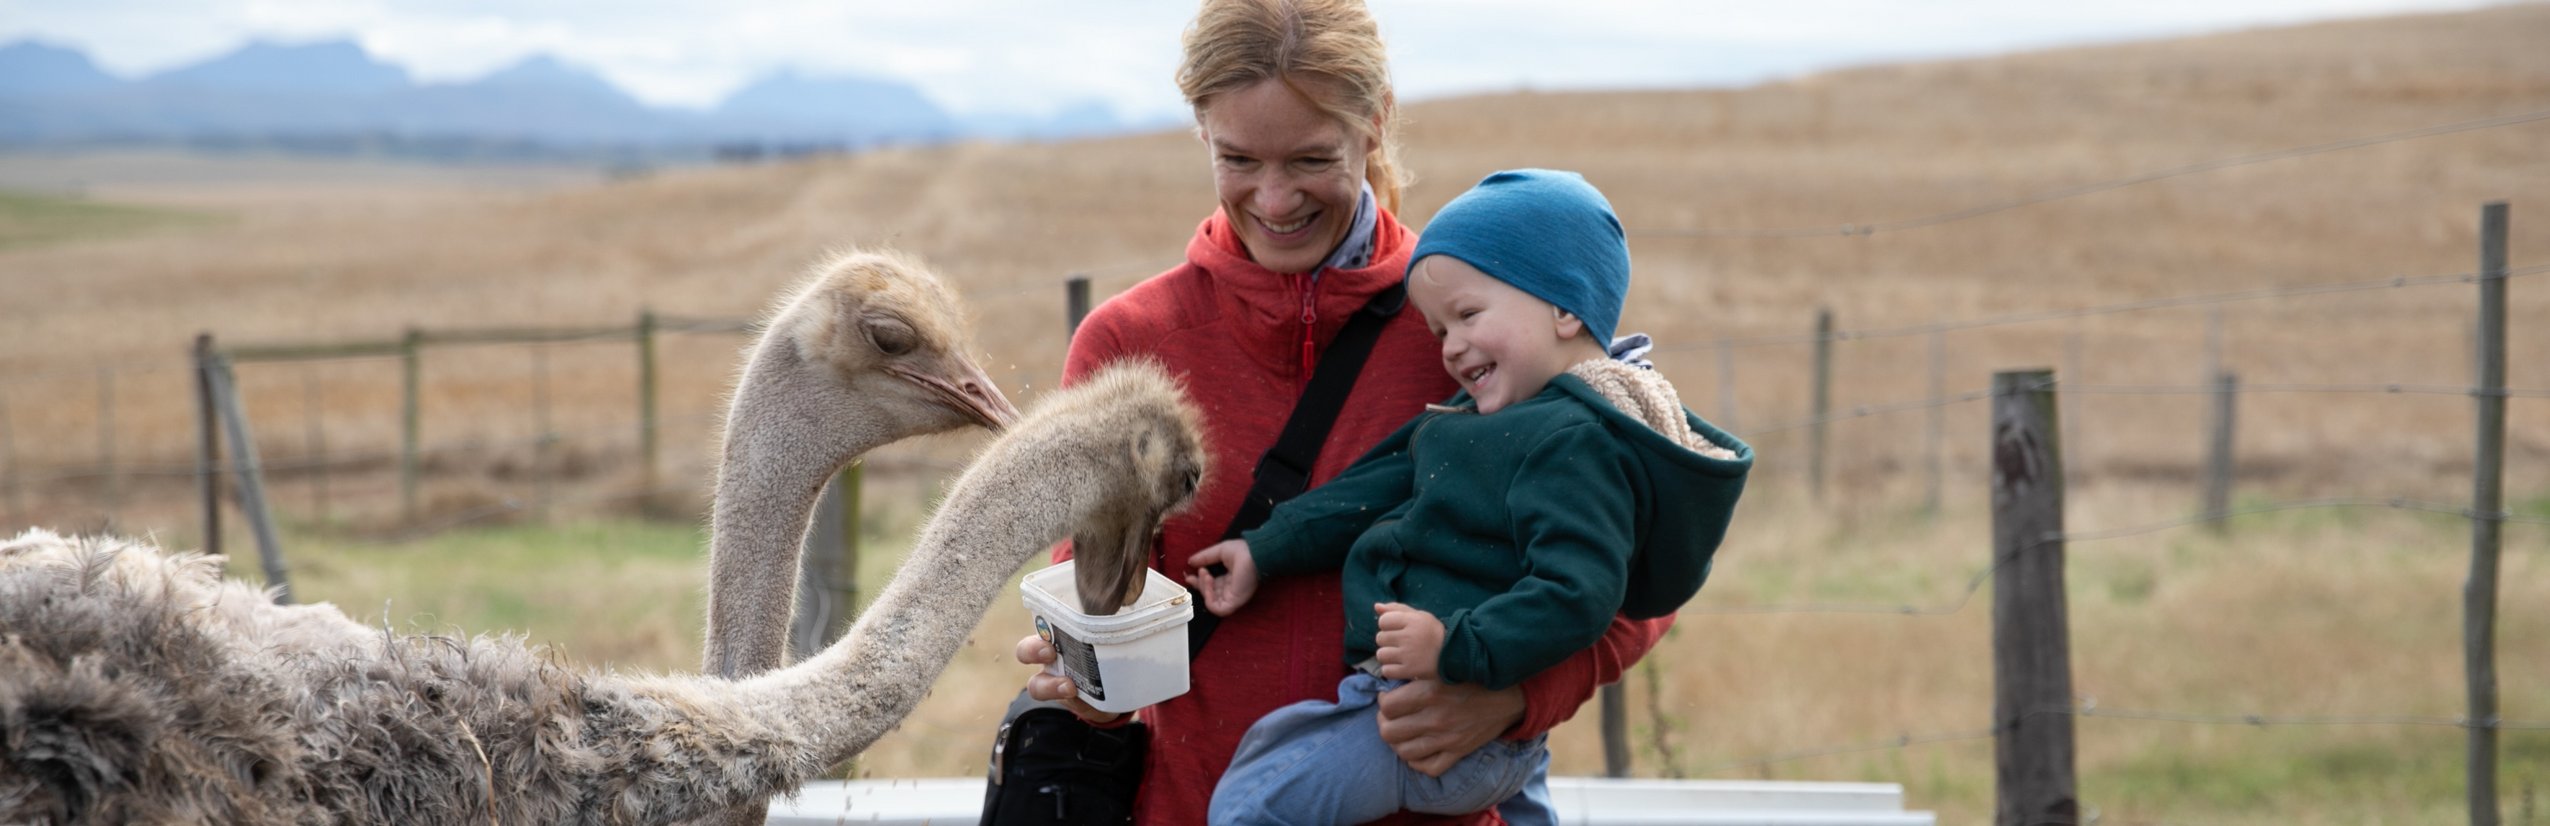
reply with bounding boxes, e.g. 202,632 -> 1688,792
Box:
1177,0 -> 1407,214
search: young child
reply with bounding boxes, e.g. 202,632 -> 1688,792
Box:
1185,169 -> 1753,826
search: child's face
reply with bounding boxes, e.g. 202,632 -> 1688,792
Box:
1407,255 -> 1586,415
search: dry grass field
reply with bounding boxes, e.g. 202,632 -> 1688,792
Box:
4,4 -> 2550,822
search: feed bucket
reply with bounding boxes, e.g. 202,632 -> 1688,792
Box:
1020,562 -> 1194,714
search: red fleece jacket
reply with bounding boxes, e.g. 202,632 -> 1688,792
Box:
1055,208 -> 1673,826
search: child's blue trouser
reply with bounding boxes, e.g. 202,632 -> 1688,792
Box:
1209,671 -> 1554,826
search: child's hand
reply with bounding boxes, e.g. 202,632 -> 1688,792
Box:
1373,602 -> 1445,681
1183,540 -> 1259,616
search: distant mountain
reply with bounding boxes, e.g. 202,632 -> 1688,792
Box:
474,55 -> 633,100
146,39 -> 410,96
958,99 -> 1148,143
0,41 -> 122,98
389,55 -> 677,144
714,70 -> 956,143
1039,99 -> 1130,139
0,37 -> 1134,154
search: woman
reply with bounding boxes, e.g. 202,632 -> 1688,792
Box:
1012,1 -> 1673,822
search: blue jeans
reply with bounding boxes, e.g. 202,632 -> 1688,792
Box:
1210,672 -> 1554,826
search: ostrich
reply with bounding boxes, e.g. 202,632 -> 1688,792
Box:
0,359 -> 1206,825
704,246 -> 1024,826
698,246 -> 1147,688
704,246 -> 1019,683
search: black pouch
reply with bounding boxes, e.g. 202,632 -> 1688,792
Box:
978,703 -> 1148,825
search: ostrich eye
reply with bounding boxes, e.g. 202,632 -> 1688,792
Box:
866,316 -> 918,356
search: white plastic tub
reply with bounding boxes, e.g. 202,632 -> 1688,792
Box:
1020,561 -> 1194,714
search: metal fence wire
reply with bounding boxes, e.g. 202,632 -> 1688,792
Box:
2,102 -> 2544,822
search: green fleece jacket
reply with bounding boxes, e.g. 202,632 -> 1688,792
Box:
1244,372 -> 1752,690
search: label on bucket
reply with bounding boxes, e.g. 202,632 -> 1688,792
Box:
1039,616 -> 1106,702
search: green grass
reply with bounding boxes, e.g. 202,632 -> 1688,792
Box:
269,516 -> 926,675
0,189 -> 217,250
2092,728 -> 2550,824
277,519 -> 716,673
234,499 -> 2550,820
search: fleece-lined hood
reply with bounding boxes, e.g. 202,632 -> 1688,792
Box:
1548,364 -> 1752,619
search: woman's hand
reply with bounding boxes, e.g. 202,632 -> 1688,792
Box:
1373,679 -> 1526,777
1012,634 -> 1124,725
1182,539 -> 1260,616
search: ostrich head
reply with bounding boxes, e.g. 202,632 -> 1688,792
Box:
762,248 -> 1020,434
1053,362 -> 1208,615
705,248 -> 1023,680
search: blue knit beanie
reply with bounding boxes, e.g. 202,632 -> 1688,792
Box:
1409,169 -> 1630,345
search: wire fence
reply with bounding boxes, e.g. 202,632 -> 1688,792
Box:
2,103 -> 2544,822
5,252 -> 2532,821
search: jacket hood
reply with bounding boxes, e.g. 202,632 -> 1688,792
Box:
1547,371 -> 1753,618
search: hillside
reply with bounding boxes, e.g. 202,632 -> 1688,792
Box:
3,3 -> 2543,519
2,6 -> 2546,822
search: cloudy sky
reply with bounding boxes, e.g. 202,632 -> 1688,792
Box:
0,0 -> 2502,119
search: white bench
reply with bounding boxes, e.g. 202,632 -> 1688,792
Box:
765,776 -> 1936,825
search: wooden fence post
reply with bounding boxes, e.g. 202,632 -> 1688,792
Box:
2466,201 -> 2509,826
1715,338 -> 1738,434
400,327 -> 422,524
1066,275 -> 1092,340
1602,683 -> 1631,777
1810,308 -> 1833,501
207,352 -> 293,604
2203,370 -> 2238,533
194,334 -> 223,559
97,367 -> 118,531
637,309 -> 660,497
834,464 -> 862,635
532,343 -> 553,520
1925,330 -> 1945,516
0,393 -> 17,528
2061,333 -> 2083,464
1991,368 -> 2076,826
792,465 -> 864,659
303,367 -> 329,525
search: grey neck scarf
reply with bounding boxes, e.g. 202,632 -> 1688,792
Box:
1314,179 -> 1380,276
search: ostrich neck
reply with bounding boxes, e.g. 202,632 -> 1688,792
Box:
734,454 -> 1067,769
702,339 -> 896,679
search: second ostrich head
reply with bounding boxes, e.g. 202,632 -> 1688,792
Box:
704,249 -> 1023,679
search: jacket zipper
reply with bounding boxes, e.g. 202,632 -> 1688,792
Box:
1297,273 -> 1319,378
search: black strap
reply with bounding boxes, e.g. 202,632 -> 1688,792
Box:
1185,283 -> 1405,659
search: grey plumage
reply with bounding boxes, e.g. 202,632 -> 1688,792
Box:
0,255 -> 1201,824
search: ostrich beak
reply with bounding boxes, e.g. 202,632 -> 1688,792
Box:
1072,514 -> 1158,616
888,358 -> 1021,431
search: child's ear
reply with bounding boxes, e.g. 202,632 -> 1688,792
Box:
1551,306 -> 1585,339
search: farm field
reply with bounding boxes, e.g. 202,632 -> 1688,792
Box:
4,3 -> 2550,822
260,488 -> 2550,824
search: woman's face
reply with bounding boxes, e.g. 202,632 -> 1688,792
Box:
1198,78 -> 1375,275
